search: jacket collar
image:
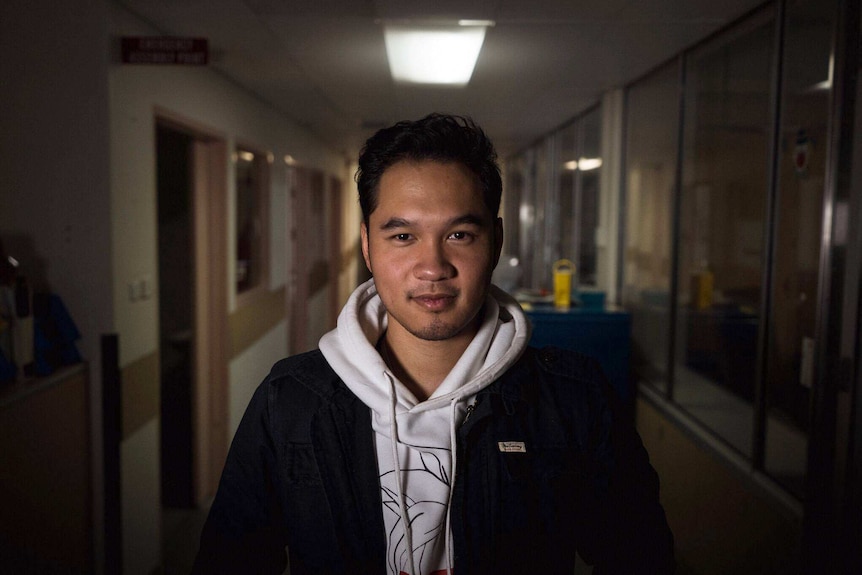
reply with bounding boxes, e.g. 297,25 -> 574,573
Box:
459,347 -> 535,436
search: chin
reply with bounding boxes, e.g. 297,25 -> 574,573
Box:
406,313 -> 481,342
407,324 -> 463,342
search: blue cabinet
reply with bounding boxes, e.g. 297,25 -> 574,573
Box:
525,306 -> 632,400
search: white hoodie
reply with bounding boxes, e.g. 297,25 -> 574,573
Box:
319,278 -> 530,575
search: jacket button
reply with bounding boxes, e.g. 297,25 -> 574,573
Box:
540,348 -> 556,364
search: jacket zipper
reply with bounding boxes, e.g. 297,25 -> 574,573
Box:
451,400 -> 476,572
461,402 -> 475,428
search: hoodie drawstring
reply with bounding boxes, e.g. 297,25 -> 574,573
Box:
445,397 -> 459,574
386,372 -> 416,575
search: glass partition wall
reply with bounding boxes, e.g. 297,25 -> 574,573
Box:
674,9 -> 775,460
623,0 -> 838,500
622,64 -> 679,395
505,106 -> 602,291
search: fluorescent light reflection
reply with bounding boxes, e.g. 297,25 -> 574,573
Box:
578,157 -> 603,171
807,79 -> 831,92
563,158 -> 602,171
384,25 -> 487,85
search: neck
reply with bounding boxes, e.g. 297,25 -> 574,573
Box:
380,324 -> 477,402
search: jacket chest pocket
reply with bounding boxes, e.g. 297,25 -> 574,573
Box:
499,445 -> 573,483
283,442 -> 322,487
489,443 -> 580,569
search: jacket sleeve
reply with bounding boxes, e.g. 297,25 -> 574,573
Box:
576,359 -> 676,575
191,379 -> 288,575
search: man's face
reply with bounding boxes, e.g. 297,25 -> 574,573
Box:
361,160 -> 502,344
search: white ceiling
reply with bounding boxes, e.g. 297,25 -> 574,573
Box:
117,0 -> 766,159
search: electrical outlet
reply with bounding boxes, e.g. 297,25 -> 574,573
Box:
128,281 -> 140,302
140,275 -> 153,300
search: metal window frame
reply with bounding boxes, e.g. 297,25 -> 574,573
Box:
802,0 -> 861,571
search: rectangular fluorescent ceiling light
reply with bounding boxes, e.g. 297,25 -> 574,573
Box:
384,22 -> 490,86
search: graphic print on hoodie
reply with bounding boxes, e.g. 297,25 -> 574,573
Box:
319,279 -> 530,575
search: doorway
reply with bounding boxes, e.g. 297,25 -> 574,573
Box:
155,116 -> 229,571
157,124 -> 195,508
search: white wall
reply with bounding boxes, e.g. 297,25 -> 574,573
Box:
121,420 -> 160,575
228,321 -> 287,438
109,5 -> 345,367
108,5 -> 350,574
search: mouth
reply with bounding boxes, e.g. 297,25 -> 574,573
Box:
411,292 -> 457,312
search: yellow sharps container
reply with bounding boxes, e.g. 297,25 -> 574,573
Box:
552,259 -> 576,309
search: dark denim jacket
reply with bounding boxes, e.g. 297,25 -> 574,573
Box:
193,346 -> 675,574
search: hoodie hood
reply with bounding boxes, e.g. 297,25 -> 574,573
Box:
320,278 -> 531,420
319,278 -> 531,575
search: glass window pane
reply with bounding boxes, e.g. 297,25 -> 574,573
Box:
508,153 -> 536,287
764,0 -> 836,497
556,123 -> 578,271
578,108 -> 601,286
235,147 -> 268,294
503,156 -> 524,260
623,63 -> 680,392
674,12 -> 774,457
533,140 -> 551,289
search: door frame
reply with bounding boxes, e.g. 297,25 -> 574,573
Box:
155,109 -> 229,505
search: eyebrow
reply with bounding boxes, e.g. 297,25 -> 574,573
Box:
378,213 -> 488,231
379,217 -> 411,231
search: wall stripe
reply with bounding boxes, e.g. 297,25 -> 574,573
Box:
342,238 -> 361,273
121,352 -> 160,440
229,287 -> 286,358
119,286 -> 287,440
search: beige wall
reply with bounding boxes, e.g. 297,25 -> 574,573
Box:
636,398 -> 802,574
338,160 -> 363,312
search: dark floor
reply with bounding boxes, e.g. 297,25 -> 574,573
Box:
159,506 -> 209,575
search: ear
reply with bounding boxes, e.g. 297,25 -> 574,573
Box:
360,221 -> 373,273
492,217 -> 504,268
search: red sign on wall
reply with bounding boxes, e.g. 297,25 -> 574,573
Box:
121,37 -> 208,65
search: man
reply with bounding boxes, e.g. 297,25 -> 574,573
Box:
193,114 -> 674,574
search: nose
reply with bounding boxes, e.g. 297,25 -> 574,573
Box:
413,241 -> 455,281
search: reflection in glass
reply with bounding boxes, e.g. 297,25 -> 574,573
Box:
674,13 -> 774,457
623,63 -> 680,392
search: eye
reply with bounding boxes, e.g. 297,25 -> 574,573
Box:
449,231 -> 474,242
392,233 -> 412,242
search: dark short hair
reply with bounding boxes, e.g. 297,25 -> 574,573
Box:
355,113 -> 502,225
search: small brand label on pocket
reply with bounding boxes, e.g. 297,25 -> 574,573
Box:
498,441 -> 527,453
